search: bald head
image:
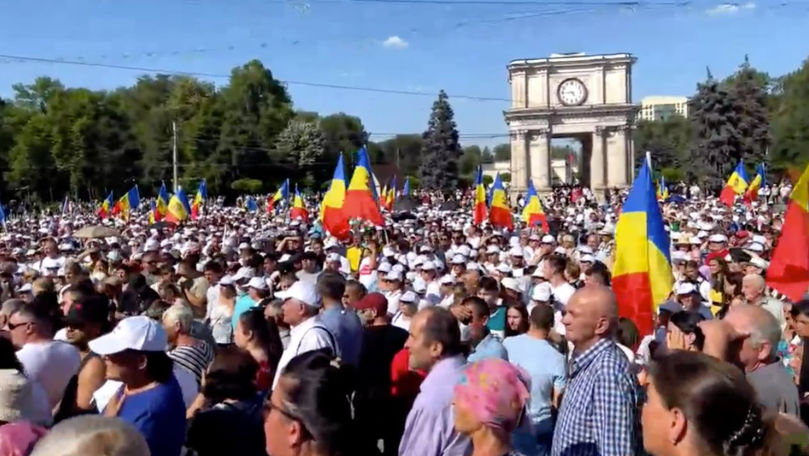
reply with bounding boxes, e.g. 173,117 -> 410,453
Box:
725,304 -> 781,356
562,285 -> 618,352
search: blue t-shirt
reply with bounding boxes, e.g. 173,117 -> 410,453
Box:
319,306 -> 363,366
468,332 -> 508,363
503,334 -> 566,424
117,376 -> 186,456
232,294 -> 258,330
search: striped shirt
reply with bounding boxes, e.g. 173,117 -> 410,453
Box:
169,340 -> 214,385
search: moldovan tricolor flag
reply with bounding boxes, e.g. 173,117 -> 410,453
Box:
767,163 -> 809,302
290,185 -> 309,222
320,155 -> 350,239
743,163 -> 766,206
488,173 -> 512,230
112,186 -> 140,219
384,175 -> 397,211
719,161 -> 749,207
612,158 -> 673,337
473,165 -> 487,225
165,188 -> 191,224
267,180 -> 290,214
343,147 -> 384,226
97,191 -> 114,219
154,182 -> 170,221
521,180 -> 548,232
190,179 -> 207,219
656,176 -> 668,201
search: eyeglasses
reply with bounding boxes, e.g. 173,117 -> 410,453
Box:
263,399 -> 312,437
6,320 -> 32,331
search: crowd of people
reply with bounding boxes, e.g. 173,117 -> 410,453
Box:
0,181 -> 805,456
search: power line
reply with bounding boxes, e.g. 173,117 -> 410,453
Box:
0,53 -> 510,102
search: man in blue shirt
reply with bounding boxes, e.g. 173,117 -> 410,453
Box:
504,304 -> 566,456
317,271 -> 363,366
232,276 -> 268,330
464,296 -> 508,363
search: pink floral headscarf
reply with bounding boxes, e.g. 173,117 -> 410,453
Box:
453,359 -> 531,433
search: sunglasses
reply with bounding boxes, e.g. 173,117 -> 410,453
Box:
6,320 -> 32,331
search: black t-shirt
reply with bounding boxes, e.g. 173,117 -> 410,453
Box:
187,398 -> 267,456
356,325 -> 409,402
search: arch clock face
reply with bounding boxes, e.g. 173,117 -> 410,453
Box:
557,78 -> 587,106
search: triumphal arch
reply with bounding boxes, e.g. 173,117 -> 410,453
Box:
504,53 -> 639,195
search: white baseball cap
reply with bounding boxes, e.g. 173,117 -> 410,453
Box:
232,267 -> 255,282
247,277 -> 268,290
400,291 -> 418,304
676,282 -> 697,296
541,235 -> 555,244
708,234 -> 728,243
451,254 -> 466,265
580,254 -> 595,264
501,277 -> 522,293
276,280 -> 321,308
509,246 -> 524,257
750,257 -> 769,270
421,261 -> 436,271
531,282 -> 552,301
439,275 -> 455,285
385,270 -> 403,282
88,316 -> 167,355
378,262 -> 392,273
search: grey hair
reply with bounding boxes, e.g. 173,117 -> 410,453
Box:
747,306 -> 781,354
30,415 -> 150,456
162,303 -> 194,333
0,299 -> 24,317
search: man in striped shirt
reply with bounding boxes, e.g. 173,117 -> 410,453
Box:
163,303 -> 214,385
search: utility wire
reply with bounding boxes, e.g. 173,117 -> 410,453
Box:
0,53 -> 510,102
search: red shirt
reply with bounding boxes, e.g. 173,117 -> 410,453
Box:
390,348 -> 425,399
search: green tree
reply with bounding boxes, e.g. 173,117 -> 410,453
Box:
319,113 -> 369,171
459,145 -> 482,176
690,68 -> 743,190
771,57 -> 809,170
12,77 -> 64,112
480,146 -> 494,164
633,116 -> 692,172
216,60 -> 293,185
375,134 -> 423,176
419,90 -> 462,191
493,143 -> 510,161
725,56 -> 771,166
273,120 -> 326,182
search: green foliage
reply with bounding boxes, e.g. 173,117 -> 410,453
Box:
689,69 -> 743,190
273,120 -> 326,180
493,143 -> 510,161
459,145 -> 482,177
725,56 -> 771,166
231,178 -> 263,193
770,57 -> 809,171
418,90 -> 462,191
500,172 -> 511,183
480,146 -> 494,164
634,116 -> 691,171
483,175 -> 494,186
374,134 -> 423,176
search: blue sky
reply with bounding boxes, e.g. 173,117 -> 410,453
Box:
0,0 -> 807,148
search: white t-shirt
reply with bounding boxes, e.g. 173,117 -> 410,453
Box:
551,282 -> 576,309
205,284 -> 221,320
17,340 -> 81,407
358,258 -> 376,289
385,289 -> 402,316
272,316 -> 336,389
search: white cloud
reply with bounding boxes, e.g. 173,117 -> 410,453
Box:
382,35 -> 409,49
706,2 -> 755,15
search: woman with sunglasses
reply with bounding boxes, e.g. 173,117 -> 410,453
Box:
264,348 -> 354,456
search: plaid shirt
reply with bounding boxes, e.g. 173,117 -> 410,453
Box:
551,338 -> 640,456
